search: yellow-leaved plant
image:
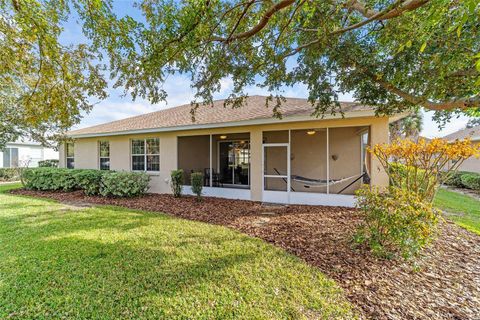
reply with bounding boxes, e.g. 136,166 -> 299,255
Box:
369,138 -> 480,202
355,138 -> 479,259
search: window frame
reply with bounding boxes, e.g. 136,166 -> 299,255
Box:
131,138 -> 160,172
65,142 -> 74,169
2,147 -> 19,168
98,140 -> 110,170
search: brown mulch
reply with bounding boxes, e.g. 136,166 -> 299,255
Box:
10,189 -> 480,320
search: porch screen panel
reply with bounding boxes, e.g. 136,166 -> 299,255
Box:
290,129 -> 328,194
328,127 -> 365,195
263,145 -> 288,191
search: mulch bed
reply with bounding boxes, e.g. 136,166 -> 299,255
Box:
11,189 -> 480,320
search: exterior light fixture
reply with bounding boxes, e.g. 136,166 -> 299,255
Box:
220,135 -> 227,139
307,130 -> 316,135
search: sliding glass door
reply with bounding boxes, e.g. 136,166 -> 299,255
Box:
218,141 -> 250,186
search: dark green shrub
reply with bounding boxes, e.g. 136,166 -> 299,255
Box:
355,186 -> 440,260
22,168 -> 78,191
100,171 -> 150,197
461,173 -> 480,190
38,159 -> 59,168
190,172 -> 203,201
170,169 -> 183,197
0,168 -> 18,181
443,171 -> 469,188
75,170 -> 106,195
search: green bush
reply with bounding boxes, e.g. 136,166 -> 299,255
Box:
461,173 -> 480,190
22,168 -> 78,191
190,172 -> 203,201
22,168 -> 150,197
38,159 -> 59,168
443,171 -> 469,188
170,169 -> 183,197
355,186 -> 440,260
0,168 -> 18,181
100,171 -> 150,197
75,170 -> 105,195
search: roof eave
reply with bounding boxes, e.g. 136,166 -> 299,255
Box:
68,109 -> 381,139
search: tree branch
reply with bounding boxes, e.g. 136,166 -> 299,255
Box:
346,0 -> 430,20
212,0 -> 296,42
371,74 -> 480,110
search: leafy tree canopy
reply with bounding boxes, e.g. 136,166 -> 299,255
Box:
1,0 -> 479,148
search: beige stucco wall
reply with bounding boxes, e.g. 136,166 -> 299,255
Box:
63,115 -> 390,200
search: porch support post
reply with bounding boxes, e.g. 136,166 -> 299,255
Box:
209,134 -> 213,187
250,128 -> 263,201
326,127 -> 330,195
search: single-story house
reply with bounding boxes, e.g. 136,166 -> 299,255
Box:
62,95 -> 407,207
443,125 -> 480,173
1,141 -> 58,168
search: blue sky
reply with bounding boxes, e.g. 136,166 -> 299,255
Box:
64,2 -> 472,138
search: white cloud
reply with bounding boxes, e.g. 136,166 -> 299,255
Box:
420,110 -> 470,138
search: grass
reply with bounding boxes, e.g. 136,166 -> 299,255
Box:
434,188 -> 480,235
0,184 -> 355,319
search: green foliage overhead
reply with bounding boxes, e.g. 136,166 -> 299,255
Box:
2,0 -> 479,147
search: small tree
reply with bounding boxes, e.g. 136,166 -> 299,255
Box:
190,172 -> 203,201
170,169 -> 184,198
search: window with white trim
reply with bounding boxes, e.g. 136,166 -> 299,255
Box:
99,141 -> 110,170
66,142 -> 74,169
2,148 -> 19,168
131,138 -> 160,172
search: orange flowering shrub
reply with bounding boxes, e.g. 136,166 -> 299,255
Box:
369,138 -> 480,202
355,138 -> 479,259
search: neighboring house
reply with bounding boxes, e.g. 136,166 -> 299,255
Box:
443,125 -> 480,173
62,96 -> 407,207
0,141 -> 59,168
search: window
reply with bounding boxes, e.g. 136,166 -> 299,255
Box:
66,142 -> 74,169
2,148 -> 18,168
99,141 -> 110,170
131,138 -> 159,172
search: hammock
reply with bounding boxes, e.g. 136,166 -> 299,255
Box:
291,173 -> 365,188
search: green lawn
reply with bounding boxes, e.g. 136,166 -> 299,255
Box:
434,188 -> 480,235
0,183 -> 355,319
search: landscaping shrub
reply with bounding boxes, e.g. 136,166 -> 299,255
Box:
443,171 -> 468,188
461,173 -> 480,190
170,169 -> 183,197
100,171 -> 150,197
22,168 -> 78,191
0,168 -> 18,181
22,168 -> 150,197
358,138 -> 478,259
355,186 -> 440,259
38,159 -> 59,168
190,172 -> 203,201
75,170 -> 106,195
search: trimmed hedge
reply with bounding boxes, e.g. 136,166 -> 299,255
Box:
100,172 -> 150,197
22,168 -> 150,197
444,171 -> 480,190
461,173 -> 480,190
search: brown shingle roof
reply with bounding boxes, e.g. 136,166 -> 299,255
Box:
68,95 -> 374,136
443,125 -> 480,142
